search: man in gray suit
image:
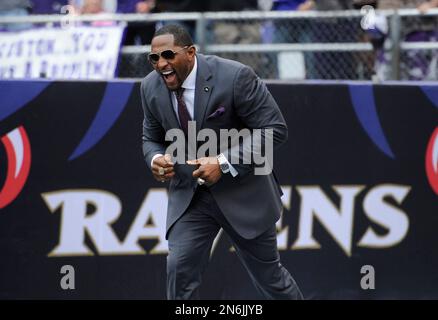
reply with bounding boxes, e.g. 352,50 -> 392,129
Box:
141,24 -> 303,300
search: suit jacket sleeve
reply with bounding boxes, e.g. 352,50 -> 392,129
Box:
141,79 -> 166,170
223,65 -> 288,177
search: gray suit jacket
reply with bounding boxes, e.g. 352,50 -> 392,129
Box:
140,54 -> 288,240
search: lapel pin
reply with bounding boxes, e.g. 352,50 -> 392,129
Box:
204,86 -> 209,92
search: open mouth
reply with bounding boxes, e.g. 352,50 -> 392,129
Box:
161,69 -> 177,85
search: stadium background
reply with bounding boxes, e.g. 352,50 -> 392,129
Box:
0,0 -> 438,299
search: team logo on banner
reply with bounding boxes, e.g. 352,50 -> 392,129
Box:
0,126 -> 31,209
426,127 -> 438,195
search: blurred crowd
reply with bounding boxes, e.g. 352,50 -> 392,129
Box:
2,1 -> 437,38
1,0 -> 437,80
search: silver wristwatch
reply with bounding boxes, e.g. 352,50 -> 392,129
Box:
217,153 -> 230,174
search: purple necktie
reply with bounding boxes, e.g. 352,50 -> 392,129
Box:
176,88 -> 192,136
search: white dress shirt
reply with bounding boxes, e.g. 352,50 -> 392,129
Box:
152,56 -> 238,177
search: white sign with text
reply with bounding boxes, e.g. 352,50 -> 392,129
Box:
0,25 -> 125,79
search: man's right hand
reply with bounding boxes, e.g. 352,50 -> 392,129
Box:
152,154 -> 175,182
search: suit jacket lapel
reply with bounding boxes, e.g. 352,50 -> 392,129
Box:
194,54 -> 213,133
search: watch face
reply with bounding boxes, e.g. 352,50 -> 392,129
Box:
220,163 -> 229,172
217,155 -> 229,172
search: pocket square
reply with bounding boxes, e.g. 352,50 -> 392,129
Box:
207,106 -> 226,119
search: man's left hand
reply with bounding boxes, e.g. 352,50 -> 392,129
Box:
187,157 -> 222,185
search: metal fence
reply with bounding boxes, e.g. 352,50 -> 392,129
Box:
1,8 -> 438,80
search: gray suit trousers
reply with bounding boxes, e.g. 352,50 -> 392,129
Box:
166,186 -> 304,300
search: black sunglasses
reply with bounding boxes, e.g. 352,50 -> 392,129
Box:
148,46 -> 190,64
